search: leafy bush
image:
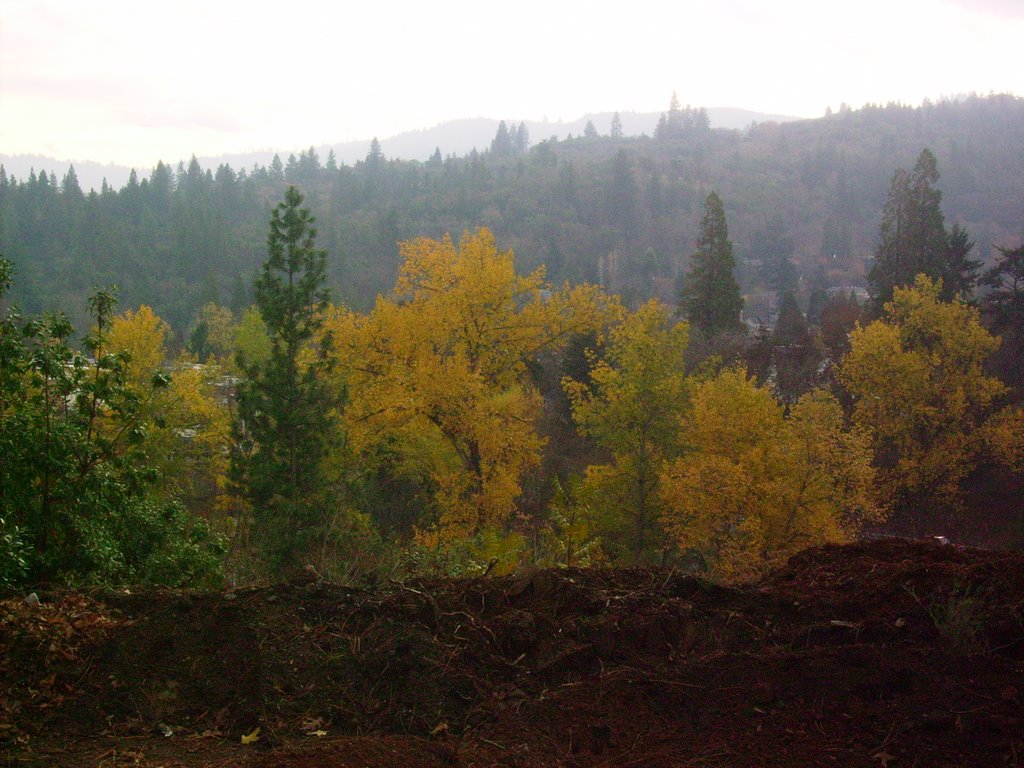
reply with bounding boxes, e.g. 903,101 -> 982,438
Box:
0,257 -> 224,588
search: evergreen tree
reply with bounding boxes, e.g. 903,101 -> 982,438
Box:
869,149 -> 977,308
366,137 -> 384,169
655,93 -> 686,140
230,187 -> 338,572
491,120 -> 514,158
666,92 -> 683,135
770,291 -> 821,402
513,122 -> 530,154
982,243 -> 1024,333
980,243 -> 1024,393
610,112 -> 624,139
61,166 -> 83,199
284,153 -> 300,181
753,215 -> 798,299
680,192 -> 744,335
607,150 -> 637,237
269,154 -> 285,181
583,120 -> 598,138
297,146 -> 322,180
773,291 -> 807,346
941,222 -> 981,301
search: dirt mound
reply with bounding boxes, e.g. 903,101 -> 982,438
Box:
2,539 -> 1023,767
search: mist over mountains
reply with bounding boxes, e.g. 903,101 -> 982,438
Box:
0,107 -> 797,192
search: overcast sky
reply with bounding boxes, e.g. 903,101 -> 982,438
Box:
1,0 -> 1021,168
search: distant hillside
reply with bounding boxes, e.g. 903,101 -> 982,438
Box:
0,107 -> 798,193
1,95 -> 1020,334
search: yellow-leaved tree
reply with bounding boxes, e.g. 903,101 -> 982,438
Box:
107,305 -> 231,516
564,300 -> 690,564
326,228 -> 617,551
107,305 -> 169,390
659,368 -> 881,582
838,274 -> 1022,522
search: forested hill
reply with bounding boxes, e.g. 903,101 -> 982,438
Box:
1,94 -> 1022,335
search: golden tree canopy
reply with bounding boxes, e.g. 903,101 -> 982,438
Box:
838,274 -> 1010,514
327,228 -> 617,539
660,368 -> 881,582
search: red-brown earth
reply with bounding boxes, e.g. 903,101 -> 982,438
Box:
2,539 -> 1022,767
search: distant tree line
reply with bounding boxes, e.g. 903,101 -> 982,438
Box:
1,94 -> 1021,339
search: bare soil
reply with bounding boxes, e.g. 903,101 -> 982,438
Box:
2,539 -> 1023,767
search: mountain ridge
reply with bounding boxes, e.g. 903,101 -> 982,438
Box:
0,107 -> 799,192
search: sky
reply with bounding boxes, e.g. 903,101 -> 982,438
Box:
1,0 -> 1022,168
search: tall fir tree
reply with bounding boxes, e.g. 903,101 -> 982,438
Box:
230,187 -> 338,572
869,148 -> 978,309
680,191 -> 744,336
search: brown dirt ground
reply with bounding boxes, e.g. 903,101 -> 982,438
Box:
2,538 -> 1023,767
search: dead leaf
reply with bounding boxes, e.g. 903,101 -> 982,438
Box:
241,726 -> 261,745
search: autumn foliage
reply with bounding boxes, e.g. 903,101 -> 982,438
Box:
4,179 -> 1023,588
328,228 -> 617,549
840,275 -> 1023,521
660,370 -> 880,581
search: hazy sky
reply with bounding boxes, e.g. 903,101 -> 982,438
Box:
1,0 -> 1021,168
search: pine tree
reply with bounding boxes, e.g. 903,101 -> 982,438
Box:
680,192 -> 744,335
230,187 -> 338,572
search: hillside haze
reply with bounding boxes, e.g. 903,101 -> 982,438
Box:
0,107 -> 797,193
